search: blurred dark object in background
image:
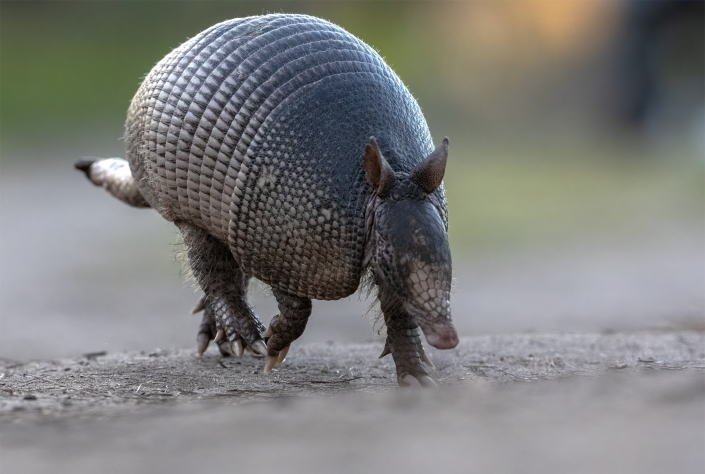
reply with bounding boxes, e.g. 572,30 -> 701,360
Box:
611,0 -> 704,135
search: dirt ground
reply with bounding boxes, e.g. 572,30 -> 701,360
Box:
1,147 -> 703,473
1,332 -> 703,474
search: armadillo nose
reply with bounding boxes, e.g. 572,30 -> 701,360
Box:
74,160 -> 95,180
425,327 -> 459,350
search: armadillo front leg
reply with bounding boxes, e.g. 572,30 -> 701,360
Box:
378,283 -> 437,388
176,222 -> 267,356
261,289 -> 312,374
383,317 -> 437,387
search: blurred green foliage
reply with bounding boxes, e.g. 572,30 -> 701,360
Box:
444,141 -> 704,250
1,1 -> 449,141
0,0 -> 623,145
1,1 -> 702,251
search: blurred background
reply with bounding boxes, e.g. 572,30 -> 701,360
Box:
1,0 -> 703,361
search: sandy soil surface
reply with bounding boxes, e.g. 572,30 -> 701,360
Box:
1,332 -> 704,474
1,147 -> 703,473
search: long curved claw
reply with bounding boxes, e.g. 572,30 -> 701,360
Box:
263,343 -> 291,374
191,297 -> 206,314
421,352 -> 435,371
213,329 -> 225,344
263,355 -> 278,374
276,345 -> 290,367
262,327 -> 273,338
250,339 -> 268,357
230,338 -> 244,357
263,342 -> 293,373
398,373 -> 438,388
197,332 -> 210,356
217,340 -> 232,357
399,374 -> 421,388
417,374 -> 438,388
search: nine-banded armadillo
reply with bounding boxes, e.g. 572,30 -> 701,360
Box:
76,14 -> 458,387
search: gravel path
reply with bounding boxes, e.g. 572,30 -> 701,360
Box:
1,332 -> 703,474
2,332 -> 702,420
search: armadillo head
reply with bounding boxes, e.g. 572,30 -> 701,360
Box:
364,137 -> 458,350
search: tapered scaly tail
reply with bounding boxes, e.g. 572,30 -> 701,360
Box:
75,158 -> 150,208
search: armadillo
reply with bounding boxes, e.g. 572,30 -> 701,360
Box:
76,14 -> 458,387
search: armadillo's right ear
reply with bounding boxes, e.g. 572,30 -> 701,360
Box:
410,137 -> 448,194
364,137 -> 396,197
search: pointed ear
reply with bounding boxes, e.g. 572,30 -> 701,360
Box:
364,137 -> 396,197
411,137 -> 449,194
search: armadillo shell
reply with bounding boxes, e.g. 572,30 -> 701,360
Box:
125,14 -> 435,300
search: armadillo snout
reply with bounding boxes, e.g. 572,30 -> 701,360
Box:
404,270 -> 456,349
375,195 -> 455,348
423,323 -> 459,350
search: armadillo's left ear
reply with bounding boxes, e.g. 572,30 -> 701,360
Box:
411,137 -> 449,194
364,137 -> 396,197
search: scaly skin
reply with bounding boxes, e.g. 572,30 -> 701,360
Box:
194,297 -> 234,357
262,289 -> 312,373
177,221 -> 266,353
77,15 -> 458,386
378,280 -> 437,388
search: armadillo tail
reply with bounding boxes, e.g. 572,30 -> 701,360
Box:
75,158 -> 151,208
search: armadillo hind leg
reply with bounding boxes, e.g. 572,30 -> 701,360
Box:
261,290 -> 312,374
177,221 -> 266,355
75,159 -> 150,208
378,283 -> 438,388
192,297 -> 234,357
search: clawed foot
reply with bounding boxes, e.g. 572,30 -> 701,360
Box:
192,297 -> 267,358
262,326 -> 291,374
194,298 -> 232,357
381,325 -> 438,388
260,292 -> 311,375
398,373 -> 438,388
